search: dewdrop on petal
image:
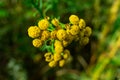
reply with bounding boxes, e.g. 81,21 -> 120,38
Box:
79,19 -> 86,29
57,29 -> 67,41
69,15 -> 79,24
59,59 -> 65,67
48,60 -> 57,67
84,26 -> 92,37
28,26 -> 41,38
32,39 -> 43,48
38,19 -> 49,30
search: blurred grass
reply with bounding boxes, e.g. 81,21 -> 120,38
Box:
0,0 -> 120,80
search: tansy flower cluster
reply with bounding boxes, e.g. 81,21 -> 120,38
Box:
27,15 -> 92,67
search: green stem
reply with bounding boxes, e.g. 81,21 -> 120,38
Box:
31,0 -> 43,18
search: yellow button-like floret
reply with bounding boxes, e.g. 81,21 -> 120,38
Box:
38,19 -> 49,30
44,52 -> 53,62
51,18 -> 59,27
54,53 -> 62,61
48,60 -> 57,67
70,25 -> 80,35
54,40 -> 63,54
84,26 -> 92,37
32,39 -> 43,48
41,30 -> 50,41
79,19 -> 86,29
69,15 -> 79,24
59,59 -> 65,67
79,37 -> 89,45
57,29 -> 67,41
63,49 -> 70,59
28,26 -> 41,38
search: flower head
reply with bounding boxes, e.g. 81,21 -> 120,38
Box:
57,29 -> 67,41
79,37 -> 89,45
28,26 -> 41,38
84,26 -> 92,37
63,49 -> 70,59
69,15 -> 79,24
41,30 -> 50,41
38,19 -> 49,30
59,59 -> 65,67
79,19 -> 86,29
54,40 -> 63,54
51,18 -> 59,27
54,53 -> 62,61
48,60 -> 57,67
70,25 -> 80,35
44,52 -> 53,62
32,39 -> 43,47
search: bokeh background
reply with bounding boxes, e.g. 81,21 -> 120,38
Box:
0,0 -> 120,80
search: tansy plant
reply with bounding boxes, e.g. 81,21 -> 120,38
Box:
27,15 -> 92,67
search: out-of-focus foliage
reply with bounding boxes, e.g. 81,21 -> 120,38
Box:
0,0 -> 120,80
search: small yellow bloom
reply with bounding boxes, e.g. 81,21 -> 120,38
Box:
63,49 -> 70,59
41,30 -> 50,41
57,29 -> 67,41
51,18 -> 59,27
62,40 -> 69,47
48,60 -> 57,67
32,39 -> 43,47
70,25 -> 80,35
54,40 -> 63,54
38,19 -> 49,30
79,30 -> 84,38
28,26 -> 41,38
54,53 -> 62,61
44,52 -> 53,62
84,26 -> 92,37
59,59 -> 65,67
79,19 -> 86,29
69,15 -> 79,24
79,37 -> 89,45
50,30 -> 57,39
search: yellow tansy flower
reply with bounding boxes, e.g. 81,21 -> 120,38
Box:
44,52 -> 53,62
32,39 -> 43,47
54,53 -> 62,61
80,37 -> 89,45
63,49 -> 70,59
54,40 -> 63,54
28,26 -> 41,38
84,26 -> 92,37
70,25 -> 80,35
50,30 -> 57,39
48,60 -> 57,67
59,59 -> 65,67
51,18 -> 59,27
57,29 -> 67,41
69,15 -> 79,24
38,19 -> 49,30
62,40 -> 69,47
41,30 -> 50,41
79,19 -> 86,29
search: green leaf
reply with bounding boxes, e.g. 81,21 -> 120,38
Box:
0,9 -> 8,17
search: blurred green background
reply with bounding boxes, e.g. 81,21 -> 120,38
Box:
0,0 -> 120,80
